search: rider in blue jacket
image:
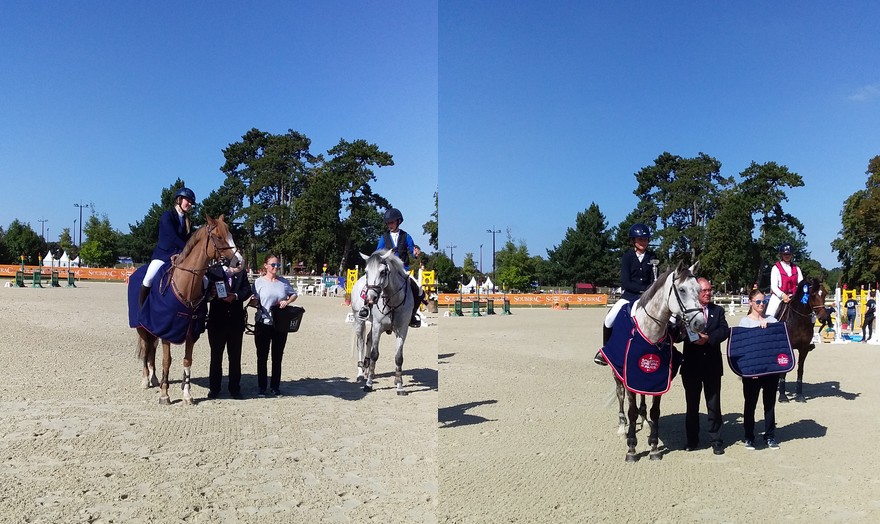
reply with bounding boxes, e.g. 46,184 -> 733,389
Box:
139,187 -> 196,307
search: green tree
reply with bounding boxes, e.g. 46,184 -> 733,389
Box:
3,220 -> 43,264
324,138 -> 393,271
495,232 -> 536,291
0,226 -> 9,263
700,191 -> 757,289
58,228 -> 74,256
833,155 -> 880,285
546,202 -> 617,287
423,191 -> 439,251
428,251 -> 459,293
461,252 -> 477,279
81,213 -> 120,267
634,152 -> 732,263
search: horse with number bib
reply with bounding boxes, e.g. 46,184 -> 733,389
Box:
773,278 -> 829,403
599,263 -> 705,462
127,215 -> 241,404
350,250 -> 414,396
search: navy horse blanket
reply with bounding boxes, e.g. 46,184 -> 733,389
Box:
600,303 -> 681,396
726,322 -> 794,378
127,263 -> 207,344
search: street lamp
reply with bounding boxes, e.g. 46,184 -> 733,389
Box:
479,244 -> 483,274
487,228 -> 500,282
446,244 -> 457,264
38,218 -> 48,242
74,201 -> 92,247
73,220 -> 77,247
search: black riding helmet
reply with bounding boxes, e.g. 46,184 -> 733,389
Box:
778,243 -> 794,255
628,223 -> 651,239
384,208 -> 403,224
174,187 -> 197,205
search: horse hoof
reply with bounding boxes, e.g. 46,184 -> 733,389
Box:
182,397 -> 193,406
356,375 -> 365,383
778,394 -> 789,403
141,378 -> 150,389
158,397 -> 171,405
795,395 -> 806,403
363,385 -> 373,392
650,452 -> 662,461
625,453 -> 637,463
397,390 -> 408,396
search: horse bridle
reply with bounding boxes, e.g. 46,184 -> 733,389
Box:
778,282 -> 826,321
364,261 -> 407,313
642,271 -> 703,328
168,222 -> 239,309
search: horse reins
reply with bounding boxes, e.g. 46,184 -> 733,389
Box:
640,271 -> 703,328
364,262 -> 408,315
167,222 -> 238,310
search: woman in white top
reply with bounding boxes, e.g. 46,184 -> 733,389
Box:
738,288 -> 781,450
252,254 -> 297,396
767,243 -> 804,320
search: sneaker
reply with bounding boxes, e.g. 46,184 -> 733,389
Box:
765,438 -> 780,450
271,388 -> 282,396
712,442 -> 725,455
257,389 -> 267,398
593,351 -> 608,366
743,439 -> 756,450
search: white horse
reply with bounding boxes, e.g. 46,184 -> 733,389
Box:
350,250 -> 415,395
604,262 -> 705,461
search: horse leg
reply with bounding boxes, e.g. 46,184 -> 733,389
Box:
363,329 -> 380,392
625,391 -> 639,462
159,341 -> 172,405
778,372 -> 789,403
615,377 -> 627,436
181,341 -> 194,405
394,332 -> 407,396
795,350 -> 808,402
648,396 -> 662,460
355,320 -> 366,382
637,394 -> 648,430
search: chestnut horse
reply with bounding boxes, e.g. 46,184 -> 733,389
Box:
127,215 -> 241,404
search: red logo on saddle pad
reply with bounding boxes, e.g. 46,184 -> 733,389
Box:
638,353 -> 661,373
777,354 -> 790,367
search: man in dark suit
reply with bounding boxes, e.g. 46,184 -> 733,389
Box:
681,278 -> 730,455
206,266 -> 253,400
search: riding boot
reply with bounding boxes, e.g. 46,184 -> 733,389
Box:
139,285 -> 150,309
358,306 -> 369,319
594,325 -> 612,366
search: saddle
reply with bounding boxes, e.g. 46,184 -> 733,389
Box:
127,263 -> 207,344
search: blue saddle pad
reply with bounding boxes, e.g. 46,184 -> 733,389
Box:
127,263 -> 206,344
726,322 -> 794,378
600,303 -> 680,396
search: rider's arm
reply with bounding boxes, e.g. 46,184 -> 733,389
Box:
376,235 -> 386,251
405,234 -> 415,256
769,264 -> 784,299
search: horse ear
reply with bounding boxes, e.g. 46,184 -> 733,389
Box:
381,250 -> 394,260
218,214 -> 225,222
689,261 -> 700,274
206,215 -> 216,225
360,252 -> 369,262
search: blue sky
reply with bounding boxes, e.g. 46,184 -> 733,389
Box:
440,2 -> 879,270
3,3 -> 878,272
1,1 -> 437,253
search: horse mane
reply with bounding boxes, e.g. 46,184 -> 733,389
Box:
176,223 -> 209,261
638,267 -> 675,306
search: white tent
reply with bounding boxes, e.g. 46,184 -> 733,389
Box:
71,256 -> 81,267
480,276 -> 495,292
42,251 -> 55,267
59,251 -> 70,267
462,276 -> 477,293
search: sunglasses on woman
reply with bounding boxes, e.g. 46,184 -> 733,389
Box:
753,298 -> 769,305
269,263 -> 279,268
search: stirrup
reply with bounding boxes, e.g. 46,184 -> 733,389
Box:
593,350 -> 608,366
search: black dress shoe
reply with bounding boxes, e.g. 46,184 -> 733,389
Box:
206,390 -> 219,400
230,391 -> 243,400
684,443 -> 698,452
712,442 -> 725,455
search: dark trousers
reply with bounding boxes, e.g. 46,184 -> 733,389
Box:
742,374 -> 779,440
682,372 -> 722,445
207,323 -> 244,395
863,316 -> 874,341
254,323 -> 288,391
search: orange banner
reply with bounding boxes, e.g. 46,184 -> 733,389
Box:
0,265 -> 134,281
437,293 -> 608,306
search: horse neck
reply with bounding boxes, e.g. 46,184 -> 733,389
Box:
634,286 -> 672,343
173,244 -> 210,301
